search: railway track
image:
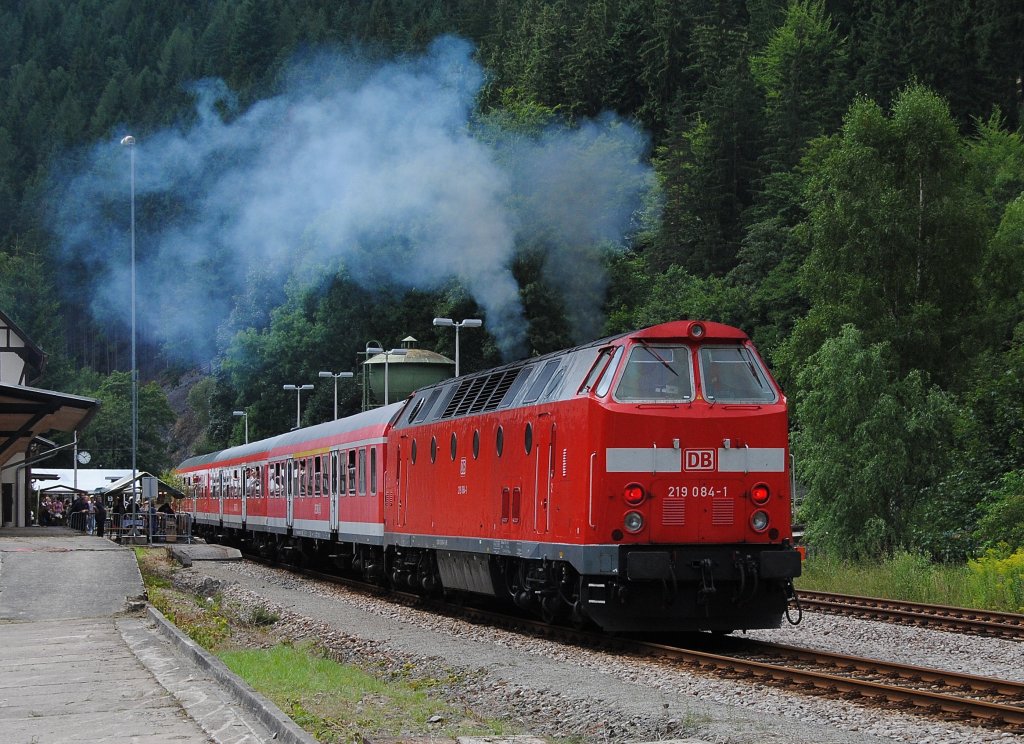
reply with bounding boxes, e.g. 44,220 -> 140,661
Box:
238,557 -> 1024,732
633,637 -> 1024,732
797,590 -> 1024,640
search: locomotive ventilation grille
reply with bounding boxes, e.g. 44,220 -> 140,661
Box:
712,497 -> 734,525
662,497 -> 685,526
441,368 -> 524,418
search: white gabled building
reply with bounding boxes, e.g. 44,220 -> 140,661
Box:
0,309 -> 99,527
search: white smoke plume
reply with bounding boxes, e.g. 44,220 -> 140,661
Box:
51,37 -> 653,361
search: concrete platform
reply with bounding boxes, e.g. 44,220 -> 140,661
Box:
0,529 -> 291,743
167,543 -> 242,567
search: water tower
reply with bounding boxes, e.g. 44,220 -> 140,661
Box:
362,336 -> 453,410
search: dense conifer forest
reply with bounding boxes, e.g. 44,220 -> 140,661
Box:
2,0 -> 1023,560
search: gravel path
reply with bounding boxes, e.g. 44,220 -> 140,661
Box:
173,560 -> 1024,744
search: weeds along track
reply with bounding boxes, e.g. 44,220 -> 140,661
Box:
796,590 -> 1024,640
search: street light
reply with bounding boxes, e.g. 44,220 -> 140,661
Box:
232,410 -> 249,444
318,371 -> 354,420
282,384 -> 314,429
364,344 -> 408,405
432,317 -> 483,377
121,134 -> 139,538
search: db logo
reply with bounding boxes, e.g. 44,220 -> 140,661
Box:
685,449 -> 715,471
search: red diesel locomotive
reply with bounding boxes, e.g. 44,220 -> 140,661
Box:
177,320 -> 801,632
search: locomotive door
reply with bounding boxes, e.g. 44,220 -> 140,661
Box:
399,444 -> 411,527
285,459 -> 295,528
532,417 -> 554,534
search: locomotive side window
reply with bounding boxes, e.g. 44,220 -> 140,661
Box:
496,426 -> 504,457
578,348 -> 614,394
499,366 -> 534,407
411,439 -> 417,464
593,346 -> 624,397
472,430 -> 480,459
450,433 -> 458,460
523,360 -> 560,404
614,344 -> 693,403
525,422 -> 533,454
430,436 -> 438,463
699,346 -> 778,403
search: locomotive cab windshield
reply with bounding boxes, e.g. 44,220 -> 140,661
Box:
699,346 -> 778,403
613,344 -> 694,403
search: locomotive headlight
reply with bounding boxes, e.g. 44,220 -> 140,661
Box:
623,511 -> 645,533
623,483 -> 646,505
750,510 -> 770,532
690,323 -> 706,338
750,482 -> 770,504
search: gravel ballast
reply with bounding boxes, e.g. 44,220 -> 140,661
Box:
171,559 -> 1024,744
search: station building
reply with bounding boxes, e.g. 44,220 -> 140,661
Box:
0,309 -> 99,526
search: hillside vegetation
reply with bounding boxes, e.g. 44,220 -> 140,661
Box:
2,0 -> 1023,563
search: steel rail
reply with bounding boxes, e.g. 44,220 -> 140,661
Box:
797,590 -> 1024,640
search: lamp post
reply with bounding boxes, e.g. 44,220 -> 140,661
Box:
432,317 -> 483,377
364,344 -> 407,405
282,384 -> 314,429
318,371 -> 354,420
121,134 -> 139,538
232,410 -> 249,444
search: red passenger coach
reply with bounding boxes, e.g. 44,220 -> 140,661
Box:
177,320 -> 801,633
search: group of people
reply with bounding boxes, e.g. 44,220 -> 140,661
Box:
38,493 -> 107,536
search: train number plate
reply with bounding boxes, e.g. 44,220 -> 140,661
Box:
666,485 -> 729,498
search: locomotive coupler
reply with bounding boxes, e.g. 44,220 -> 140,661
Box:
693,558 -> 716,605
784,579 -> 803,625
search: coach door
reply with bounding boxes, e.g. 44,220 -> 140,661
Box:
329,450 -> 340,532
217,470 -> 225,521
285,459 -> 295,529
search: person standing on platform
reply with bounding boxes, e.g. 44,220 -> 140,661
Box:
95,496 -> 107,538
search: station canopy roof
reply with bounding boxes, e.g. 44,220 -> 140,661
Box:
0,383 -> 100,469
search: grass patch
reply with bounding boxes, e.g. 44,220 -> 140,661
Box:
219,643 -> 508,743
798,548 -> 1024,612
132,549 -> 534,742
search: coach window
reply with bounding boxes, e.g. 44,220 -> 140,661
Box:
472,430 -> 480,459
430,436 -> 438,463
450,432 -> 458,460
358,448 -> 367,495
524,422 -> 533,455
411,439 -> 417,464
496,426 -> 504,457
331,452 -> 339,497
314,457 -> 323,497
370,448 -> 378,495
254,466 -> 262,498
347,450 -> 357,495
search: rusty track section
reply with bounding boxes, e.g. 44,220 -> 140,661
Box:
797,590 -> 1024,640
